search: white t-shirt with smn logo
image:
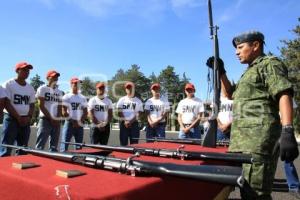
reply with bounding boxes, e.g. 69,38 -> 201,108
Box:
218,96 -> 233,125
36,85 -> 63,118
0,86 -> 7,99
62,93 -> 87,121
88,96 -> 113,123
116,96 -> 143,121
176,97 -> 204,124
3,79 -> 36,116
144,97 -> 170,122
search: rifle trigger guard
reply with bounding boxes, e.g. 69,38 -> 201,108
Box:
126,152 -> 140,176
177,145 -> 185,160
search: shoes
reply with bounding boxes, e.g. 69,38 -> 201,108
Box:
289,189 -> 300,199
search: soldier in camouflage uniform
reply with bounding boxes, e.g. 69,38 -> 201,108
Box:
206,31 -> 299,199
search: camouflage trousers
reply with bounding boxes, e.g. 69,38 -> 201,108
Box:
240,151 -> 279,200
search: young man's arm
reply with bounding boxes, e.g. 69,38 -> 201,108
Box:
146,110 -> 154,126
38,97 -> 52,120
62,105 -> 69,118
80,107 -> 88,125
117,108 -> 125,121
157,107 -> 169,123
217,117 -> 231,133
89,109 -> 98,125
26,103 -> 35,125
220,74 -> 234,99
39,97 -> 59,126
188,113 -> 201,129
177,114 -> 187,133
108,108 -> 113,123
5,98 -> 22,123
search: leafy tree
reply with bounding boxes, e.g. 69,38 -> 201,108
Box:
280,18 -> 300,134
108,65 -> 151,102
158,66 -> 185,130
30,74 -> 45,91
179,72 -> 190,97
158,66 -> 181,102
80,77 -> 96,97
149,72 -> 159,83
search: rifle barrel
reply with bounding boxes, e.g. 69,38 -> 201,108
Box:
63,141 -> 252,164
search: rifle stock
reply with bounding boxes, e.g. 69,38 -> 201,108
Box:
1,144 -> 244,187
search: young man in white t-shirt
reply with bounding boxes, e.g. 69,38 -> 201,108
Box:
217,91 -> 233,141
88,82 -> 113,145
176,83 -> 204,139
144,83 -> 170,140
0,62 -> 35,156
35,70 -> 63,152
117,82 -> 143,146
60,77 -> 88,151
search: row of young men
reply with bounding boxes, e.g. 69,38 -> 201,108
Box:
0,62 -> 208,156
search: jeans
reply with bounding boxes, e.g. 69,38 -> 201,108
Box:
178,125 -> 201,139
217,128 -> 230,141
0,113 -> 31,156
60,120 -> 84,152
284,161 -> 300,191
35,118 -> 60,152
119,121 -> 140,146
90,123 -> 110,145
146,123 -> 166,141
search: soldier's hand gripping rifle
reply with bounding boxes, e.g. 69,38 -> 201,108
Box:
2,144 -> 245,187
63,141 -> 253,164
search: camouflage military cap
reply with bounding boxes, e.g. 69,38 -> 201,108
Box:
232,31 -> 265,48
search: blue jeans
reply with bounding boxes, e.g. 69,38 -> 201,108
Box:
284,161 -> 300,191
178,125 -> 201,139
0,113 -> 31,156
119,121 -> 140,146
35,118 -> 60,152
217,128 -> 230,141
60,120 -> 84,152
146,123 -> 166,141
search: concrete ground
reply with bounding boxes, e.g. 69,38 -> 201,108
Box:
4,126 -> 300,199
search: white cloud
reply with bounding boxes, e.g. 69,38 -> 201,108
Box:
217,0 -> 246,24
35,0 -> 55,9
34,0 -> 207,21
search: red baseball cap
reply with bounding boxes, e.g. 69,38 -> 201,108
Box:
70,77 -> 82,84
151,83 -> 160,90
185,83 -> 195,91
15,62 -> 33,71
46,70 -> 60,78
124,82 -> 134,89
96,82 -> 106,89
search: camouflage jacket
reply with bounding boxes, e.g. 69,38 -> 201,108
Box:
228,55 -> 293,155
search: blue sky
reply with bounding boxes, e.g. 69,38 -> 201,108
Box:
0,0 -> 299,100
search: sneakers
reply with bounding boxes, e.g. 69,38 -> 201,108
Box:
289,189 -> 300,199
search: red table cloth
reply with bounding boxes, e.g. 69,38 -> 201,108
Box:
0,142 -> 233,200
